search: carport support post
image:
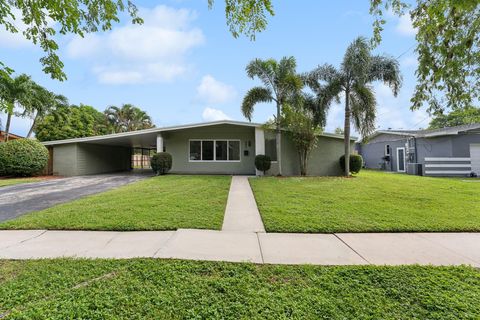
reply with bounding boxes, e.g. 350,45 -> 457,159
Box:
255,127 -> 265,176
156,134 -> 164,153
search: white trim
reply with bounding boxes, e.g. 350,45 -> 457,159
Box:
425,170 -> 472,175
425,157 -> 471,162
396,147 -> 406,172
188,139 -> 241,162
425,164 -> 471,168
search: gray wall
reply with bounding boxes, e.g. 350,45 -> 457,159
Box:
361,138 -> 408,171
164,124 -> 256,175
52,143 -> 131,176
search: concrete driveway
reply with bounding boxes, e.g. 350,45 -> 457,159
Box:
0,173 -> 151,222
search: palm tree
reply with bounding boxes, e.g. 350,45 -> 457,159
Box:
305,37 -> 402,176
23,84 -> 68,138
0,74 -> 33,141
241,56 -> 303,175
104,104 -> 154,133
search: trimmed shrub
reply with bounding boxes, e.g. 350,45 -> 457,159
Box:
255,154 -> 271,175
339,154 -> 363,174
0,139 -> 49,176
151,152 -> 172,175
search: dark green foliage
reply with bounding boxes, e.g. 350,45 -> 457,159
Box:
255,154 -> 271,174
429,107 -> 480,129
0,259 -> 479,319
339,154 -> 363,174
151,152 -> 172,175
34,104 -> 110,142
0,139 -> 49,176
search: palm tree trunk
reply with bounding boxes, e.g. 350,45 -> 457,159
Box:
276,101 -> 282,176
26,112 -> 38,138
4,112 -> 12,142
344,89 -> 351,176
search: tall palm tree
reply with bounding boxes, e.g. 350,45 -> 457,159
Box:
104,104 -> 154,133
305,37 -> 402,176
241,56 -> 303,175
0,74 -> 33,141
23,84 -> 68,138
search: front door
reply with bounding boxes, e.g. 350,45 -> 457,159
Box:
397,147 -> 406,172
470,144 -> 480,175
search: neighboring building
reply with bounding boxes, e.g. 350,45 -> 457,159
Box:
42,120 -> 355,177
360,124 -> 480,176
0,131 -> 23,141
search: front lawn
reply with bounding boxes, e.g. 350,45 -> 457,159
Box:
0,175 -> 230,231
0,177 -> 43,187
250,170 -> 480,232
1,259 -> 479,319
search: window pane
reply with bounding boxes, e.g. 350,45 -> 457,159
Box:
189,141 -> 201,160
202,140 -> 214,160
228,141 -> 240,161
265,138 -> 277,161
216,140 -> 228,160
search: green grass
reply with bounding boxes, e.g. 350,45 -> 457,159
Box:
249,170 -> 480,233
0,175 -> 231,231
0,259 -> 479,319
0,177 -> 43,187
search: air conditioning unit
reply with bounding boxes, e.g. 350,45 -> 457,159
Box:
407,163 -> 423,176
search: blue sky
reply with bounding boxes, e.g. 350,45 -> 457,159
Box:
0,0 -> 428,137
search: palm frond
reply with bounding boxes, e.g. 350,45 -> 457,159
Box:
245,58 -> 276,89
350,84 -> 377,139
241,86 -> 273,121
369,55 -> 402,96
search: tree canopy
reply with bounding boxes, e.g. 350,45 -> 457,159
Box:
428,107 -> 480,129
370,0 -> 480,112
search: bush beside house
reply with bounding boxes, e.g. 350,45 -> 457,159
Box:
0,139 -> 49,176
151,152 -> 172,175
255,155 -> 271,175
339,154 -> 363,174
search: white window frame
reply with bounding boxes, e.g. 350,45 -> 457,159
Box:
396,147 -> 406,172
188,139 -> 241,162
385,144 -> 391,156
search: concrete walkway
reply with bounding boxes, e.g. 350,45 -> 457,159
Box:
222,176 -> 265,232
1,229 -> 479,266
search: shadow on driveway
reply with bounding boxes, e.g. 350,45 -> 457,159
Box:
0,172 -> 152,223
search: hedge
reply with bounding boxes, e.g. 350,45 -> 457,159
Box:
0,139 -> 49,176
339,154 -> 363,174
151,152 -> 172,175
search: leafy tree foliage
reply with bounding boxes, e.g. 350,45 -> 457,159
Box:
1,1 -> 274,80
370,0 -> 480,112
104,104 -> 155,133
305,37 -> 401,176
241,56 -> 303,175
208,0 -> 274,40
34,104 -> 110,142
0,74 -> 33,141
428,107 -> 480,129
334,127 -> 344,135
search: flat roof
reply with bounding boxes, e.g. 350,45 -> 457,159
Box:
42,120 -> 356,147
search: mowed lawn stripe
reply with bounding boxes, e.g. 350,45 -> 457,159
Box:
0,175 -> 231,231
249,170 -> 480,233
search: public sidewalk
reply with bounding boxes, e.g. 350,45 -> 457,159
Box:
1,229 -> 479,266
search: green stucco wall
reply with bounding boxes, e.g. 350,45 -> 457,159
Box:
163,124 -> 256,175
266,131 -> 352,176
52,143 -> 131,176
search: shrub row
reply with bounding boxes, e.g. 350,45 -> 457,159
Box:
0,139 -> 49,176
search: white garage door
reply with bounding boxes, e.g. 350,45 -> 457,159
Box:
471,144 -> 480,175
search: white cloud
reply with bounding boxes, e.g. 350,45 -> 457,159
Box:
66,5 -> 205,84
196,75 -> 236,104
396,14 -> 417,36
202,107 -> 232,121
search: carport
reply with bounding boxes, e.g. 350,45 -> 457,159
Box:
43,128 -> 161,176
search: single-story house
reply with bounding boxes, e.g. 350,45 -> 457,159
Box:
42,120 -> 355,176
359,123 -> 480,176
